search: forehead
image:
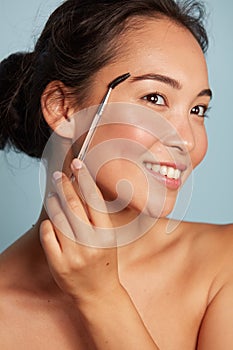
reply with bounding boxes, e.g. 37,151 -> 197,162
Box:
116,17 -> 209,86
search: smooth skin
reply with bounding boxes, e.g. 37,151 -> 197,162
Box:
0,18 -> 233,350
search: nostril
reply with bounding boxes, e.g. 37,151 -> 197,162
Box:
171,144 -> 185,153
162,132 -> 195,154
163,138 -> 189,154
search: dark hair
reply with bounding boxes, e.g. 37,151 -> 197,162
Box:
0,0 -> 209,158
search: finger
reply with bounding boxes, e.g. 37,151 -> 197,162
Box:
71,158 -> 113,229
52,172 -> 96,244
53,171 -> 90,223
46,192 -> 75,244
39,219 -> 61,265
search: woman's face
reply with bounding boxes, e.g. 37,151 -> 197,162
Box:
74,17 -> 211,218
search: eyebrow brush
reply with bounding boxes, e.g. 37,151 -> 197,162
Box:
77,72 -> 130,161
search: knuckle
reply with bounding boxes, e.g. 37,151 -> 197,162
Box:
88,190 -> 100,203
67,197 -> 81,213
40,230 -> 50,245
51,212 -> 65,227
86,190 -> 106,211
86,248 -> 102,262
40,221 -> 52,238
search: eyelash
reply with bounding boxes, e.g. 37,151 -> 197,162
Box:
141,93 -> 211,118
191,105 -> 211,118
142,92 -> 167,106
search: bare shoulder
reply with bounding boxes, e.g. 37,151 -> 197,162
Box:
180,220 -> 233,248
180,221 -> 233,294
188,221 -> 233,259
182,221 -> 233,263
183,223 -> 233,349
0,246 -> 22,348
0,231 -> 44,314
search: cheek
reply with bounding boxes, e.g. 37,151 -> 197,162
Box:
85,124 -> 153,202
96,159 -> 148,197
90,124 -> 156,150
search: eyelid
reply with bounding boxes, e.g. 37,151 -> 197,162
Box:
141,92 -> 168,106
191,104 -> 211,117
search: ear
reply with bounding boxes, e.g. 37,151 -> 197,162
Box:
41,81 -> 76,139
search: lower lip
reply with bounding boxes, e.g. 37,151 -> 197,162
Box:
144,167 -> 182,190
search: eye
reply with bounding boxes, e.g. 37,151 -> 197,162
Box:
142,93 -> 166,106
191,105 -> 208,117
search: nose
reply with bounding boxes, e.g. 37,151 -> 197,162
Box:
161,114 -> 195,154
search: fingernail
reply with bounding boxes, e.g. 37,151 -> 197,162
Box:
53,171 -> 62,182
72,158 -> 82,170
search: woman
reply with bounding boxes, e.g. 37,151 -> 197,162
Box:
0,0 -> 232,349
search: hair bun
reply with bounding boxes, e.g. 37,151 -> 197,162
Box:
0,52 -> 34,152
0,52 -> 33,102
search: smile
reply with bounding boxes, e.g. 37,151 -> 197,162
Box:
144,162 -> 182,180
143,161 -> 186,190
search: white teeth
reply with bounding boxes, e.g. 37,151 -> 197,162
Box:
167,167 -> 175,179
160,166 -> 168,176
152,164 -> 160,172
174,169 -> 181,180
144,162 -> 182,180
145,162 -> 152,170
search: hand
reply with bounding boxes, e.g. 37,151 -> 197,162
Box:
40,158 -> 121,305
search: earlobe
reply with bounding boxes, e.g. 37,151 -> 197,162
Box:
41,81 -> 75,139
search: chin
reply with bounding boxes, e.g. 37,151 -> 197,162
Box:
138,192 -> 178,219
142,204 -> 175,219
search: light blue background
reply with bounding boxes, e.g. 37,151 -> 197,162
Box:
0,0 -> 232,252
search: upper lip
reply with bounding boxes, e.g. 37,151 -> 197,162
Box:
143,161 -> 187,172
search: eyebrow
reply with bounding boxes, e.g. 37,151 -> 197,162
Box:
197,89 -> 212,99
130,73 -> 212,100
